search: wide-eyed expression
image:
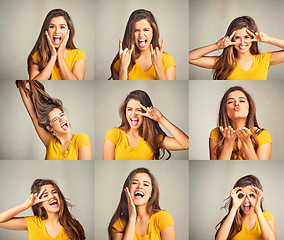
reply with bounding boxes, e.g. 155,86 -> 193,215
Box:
40,184 -> 60,213
126,99 -> 144,129
134,19 -> 153,51
226,90 -> 249,121
238,185 -> 257,214
47,108 -> 70,134
47,16 -> 68,48
129,173 -> 152,206
232,28 -> 253,53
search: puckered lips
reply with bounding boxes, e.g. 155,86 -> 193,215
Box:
130,118 -> 139,126
49,199 -> 59,208
243,203 -> 251,212
138,39 -> 147,48
134,190 -> 145,199
53,35 -> 62,45
61,121 -> 69,131
234,106 -> 240,111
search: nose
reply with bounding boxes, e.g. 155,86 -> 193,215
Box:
235,101 -> 239,106
241,37 -> 245,44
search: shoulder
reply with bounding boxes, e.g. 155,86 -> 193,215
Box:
25,216 -> 42,225
152,210 -> 175,231
263,211 -> 275,221
69,48 -> 86,60
209,127 -> 219,141
255,52 -> 272,62
114,59 -> 121,70
152,210 -> 173,220
32,51 -> 40,60
112,217 -> 125,231
162,53 -> 175,67
105,128 -> 124,144
74,133 -> 91,146
256,129 -> 272,145
106,128 -> 123,135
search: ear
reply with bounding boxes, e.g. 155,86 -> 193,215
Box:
46,125 -> 52,132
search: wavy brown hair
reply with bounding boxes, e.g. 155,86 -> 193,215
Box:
31,179 -> 85,240
214,86 -> 263,159
118,90 -> 170,159
215,175 -> 264,239
109,9 -> 160,79
213,16 -> 260,80
108,168 -> 161,239
27,9 -> 76,77
16,80 -> 64,133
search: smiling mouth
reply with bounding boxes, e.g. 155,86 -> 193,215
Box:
134,191 -> 144,199
53,36 -> 62,45
49,199 -> 59,207
61,122 -> 69,130
138,39 -> 147,48
243,204 -> 251,212
238,45 -> 247,50
130,118 -> 139,126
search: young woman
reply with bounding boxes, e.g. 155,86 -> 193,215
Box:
103,90 -> 188,160
215,175 -> 276,240
209,86 -> 271,160
0,179 -> 85,240
16,80 -> 91,160
28,9 -> 86,80
108,167 -> 176,240
188,16 -> 284,80
109,9 -> 176,80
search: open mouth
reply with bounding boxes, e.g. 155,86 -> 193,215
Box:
130,118 -> 139,126
61,122 -> 69,130
238,45 -> 247,50
53,36 -> 62,45
134,190 -> 144,199
49,199 -> 59,207
138,39 -> 147,48
243,203 -> 251,212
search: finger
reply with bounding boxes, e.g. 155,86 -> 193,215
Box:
139,103 -> 148,112
160,39 -> 164,52
38,187 -> 46,199
251,127 -> 258,133
119,39 -> 122,54
229,30 -> 236,40
150,44 -> 154,54
219,126 -> 224,132
135,111 -> 147,117
130,44 -> 134,54
246,29 -> 255,37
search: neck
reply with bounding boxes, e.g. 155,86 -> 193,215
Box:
127,127 -> 141,136
54,132 -> 74,145
135,205 -> 151,220
242,210 -> 257,220
231,119 -> 247,130
45,212 -> 60,224
236,51 -> 253,61
138,47 -> 151,59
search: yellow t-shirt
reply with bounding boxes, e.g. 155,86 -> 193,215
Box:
114,53 -> 175,80
209,128 -> 272,160
232,212 -> 274,240
105,128 -> 163,160
32,49 -> 86,80
25,216 -> 70,240
113,211 -> 175,240
226,52 -> 272,80
45,133 -> 91,160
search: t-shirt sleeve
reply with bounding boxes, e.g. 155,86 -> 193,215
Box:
77,133 -> 91,149
105,128 -> 121,145
261,52 -> 272,65
74,49 -> 86,61
155,211 -> 175,232
114,59 -> 120,71
263,211 -> 274,221
257,129 -> 272,146
24,216 -> 33,226
209,128 -> 219,141
113,218 -> 125,231
32,51 -> 40,61
163,53 -> 175,69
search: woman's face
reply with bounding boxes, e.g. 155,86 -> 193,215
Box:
226,90 -> 249,121
239,185 -> 257,214
232,27 -> 253,53
40,184 -> 61,213
126,99 -> 144,129
134,19 -> 153,51
47,108 -> 70,134
47,16 -> 68,48
129,173 -> 152,206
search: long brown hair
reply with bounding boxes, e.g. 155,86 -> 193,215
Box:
118,90 -> 170,159
215,175 -> 264,239
31,179 -> 85,240
27,9 -> 76,76
108,168 -> 161,239
16,80 -> 64,133
213,16 -> 260,80
109,9 -> 160,79
214,86 -> 262,159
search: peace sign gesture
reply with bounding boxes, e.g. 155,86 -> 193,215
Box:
119,39 -> 134,70
23,187 -> 49,209
136,104 -> 163,123
245,29 -> 270,43
216,31 -> 237,49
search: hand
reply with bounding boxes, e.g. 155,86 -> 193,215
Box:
235,127 -> 257,143
216,31 -> 237,49
136,104 -> 163,123
219,126 -> 236,143
124,187 -> 136,220
246,29 -> 270,43
58,30 -> 70,58
247,186 -> 263,212
230,187 -> 245,209
119,39 -> 134,70
45,31 -> 57,57
23,187 -> 49,209
151,39 -> 164,68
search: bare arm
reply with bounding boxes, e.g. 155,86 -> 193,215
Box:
161,226 -> 176,240
29,56 -> 56,80
78,146 -> 92,160
16,81 -> 50,147
103,140 -> 116,160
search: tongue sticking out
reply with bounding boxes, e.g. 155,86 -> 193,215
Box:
244,205 -> 250,212
54,37 -> 61,45
138,40 -> 147,48
131,119 -> 139,126
62,123 -> 68,130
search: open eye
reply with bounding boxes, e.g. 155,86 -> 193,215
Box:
238,193 -> 244,199
249,193 -> 255,198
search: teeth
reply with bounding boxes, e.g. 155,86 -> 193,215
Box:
50,200 -> 57,205
135,191 -> 144,196
131,118 -> 138,121
244,204 -> 250,206
61,122 -> 67,127
54,36 -> 61,39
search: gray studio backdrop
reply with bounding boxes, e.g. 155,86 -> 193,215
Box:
94,160 -> 189,240
0,80 -> 95,160
0,0 -> 95,80
93,80 -> 189,160
189,161 -> 284,240
94,0 -> 189,80
189,80 -> 284,160
0,160 -> 94,240
189,0 -> 284,80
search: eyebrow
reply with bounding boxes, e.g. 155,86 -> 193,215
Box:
227,97 -> 246,101
49,23 -> 67,26
133,179 -> 151,184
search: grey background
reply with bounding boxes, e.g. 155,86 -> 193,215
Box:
189,0 -> 284,80
0,80 -> 95,160
94,160 -> 189,240
189,80 -> 284,160
0,160 -> 94,240
189,160 -> 284,240
93,80 -> 189,160
94,0 -> 189,80
0,0 -> 95,80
